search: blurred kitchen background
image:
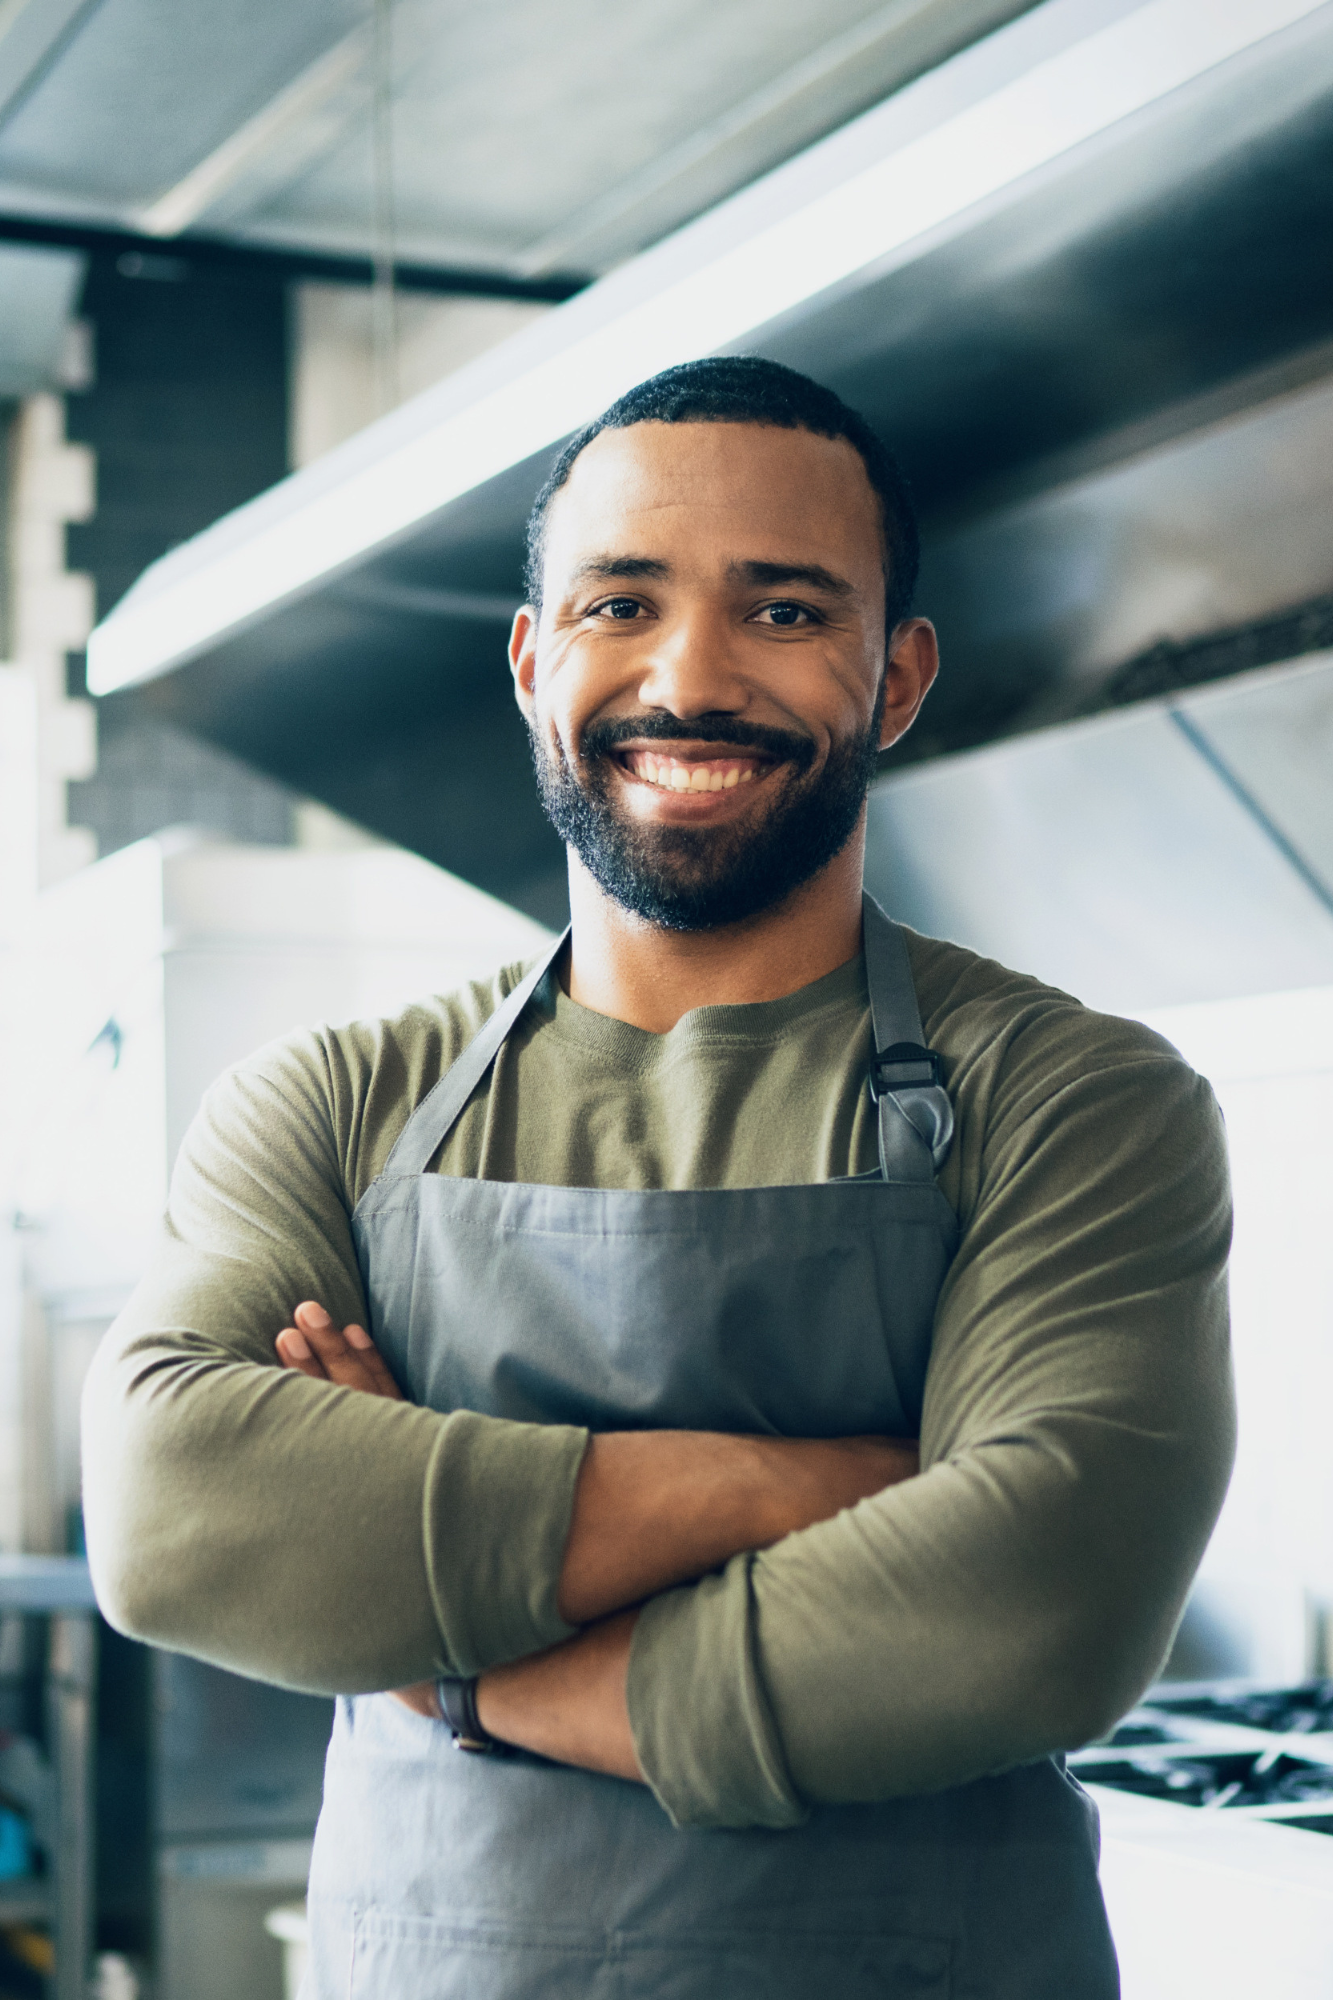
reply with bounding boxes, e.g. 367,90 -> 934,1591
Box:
0,0 -> 1331,1994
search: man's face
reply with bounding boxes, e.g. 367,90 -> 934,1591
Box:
511,420 -> 934,930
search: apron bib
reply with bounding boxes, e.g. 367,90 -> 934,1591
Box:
304,898 -> 1117,1998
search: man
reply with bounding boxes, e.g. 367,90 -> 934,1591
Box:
83,357 -> 1234,1997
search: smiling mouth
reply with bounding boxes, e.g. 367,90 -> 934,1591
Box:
617,748 -> 770,793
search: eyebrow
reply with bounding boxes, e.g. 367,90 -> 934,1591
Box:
728,559 -> 857,599
568,554 -> 671,585
566,554 -> 859,598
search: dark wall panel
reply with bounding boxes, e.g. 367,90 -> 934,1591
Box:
66,254 -> 297,853
67,254 -> 289,622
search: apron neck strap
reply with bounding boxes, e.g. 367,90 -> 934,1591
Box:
383,901 -> 953,1182
383,928 -> 570,1177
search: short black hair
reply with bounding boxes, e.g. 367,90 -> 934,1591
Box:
523,355 -> 919,632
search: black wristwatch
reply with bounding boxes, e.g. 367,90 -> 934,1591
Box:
436,1675 -> 508,1754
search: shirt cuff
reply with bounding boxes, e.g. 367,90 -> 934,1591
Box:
627,1554 -> 807,1830
424,1410 -> 590,1674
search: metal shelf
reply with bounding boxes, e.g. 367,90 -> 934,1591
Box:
0,1557 -> 97,2000
0,1882 -> 53,1922
0,1558 -> 97,1613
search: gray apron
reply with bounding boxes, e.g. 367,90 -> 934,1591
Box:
304,897 -> 1118,1998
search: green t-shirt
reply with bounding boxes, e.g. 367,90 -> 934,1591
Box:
81,928 -> 1234,1829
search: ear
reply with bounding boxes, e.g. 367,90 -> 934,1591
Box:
510,606 -> 539,725
879,619 -> 939,752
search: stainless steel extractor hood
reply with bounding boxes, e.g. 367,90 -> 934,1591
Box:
82,0 -> 1333,918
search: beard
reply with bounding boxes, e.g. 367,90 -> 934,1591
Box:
529,697 -> 883,932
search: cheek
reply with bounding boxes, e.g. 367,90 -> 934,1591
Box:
538,639 -> 638,756
781,655 -> 877,748
830,652 -> 884,735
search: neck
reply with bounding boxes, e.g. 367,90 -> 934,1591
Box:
563,822 -> 867,1032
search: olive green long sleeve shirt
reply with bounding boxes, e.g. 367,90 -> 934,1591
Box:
80,928 -> 1235,1829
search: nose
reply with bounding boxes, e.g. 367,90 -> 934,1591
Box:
633,605 -> 749,722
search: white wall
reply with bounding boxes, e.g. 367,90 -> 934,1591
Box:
288,283 -> 550,468
1140,983 -> 1333,1681
0,831 -> 551,1553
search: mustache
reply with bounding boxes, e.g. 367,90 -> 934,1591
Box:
579,712 -> 816,771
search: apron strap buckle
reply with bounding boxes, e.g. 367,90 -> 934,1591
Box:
868,1044 -> 955,1177
868,1042 -> 944,1099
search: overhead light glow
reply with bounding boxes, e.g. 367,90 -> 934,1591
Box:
87,0 -> 1325,697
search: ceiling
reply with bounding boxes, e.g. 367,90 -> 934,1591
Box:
0,0 -> 1035,278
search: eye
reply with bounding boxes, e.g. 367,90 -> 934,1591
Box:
754,600 -> 817,628
590,596 -> 645,620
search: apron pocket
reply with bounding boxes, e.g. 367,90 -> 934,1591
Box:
618,1929 -> 951,1997
348,1912 -> 615,2000
346,1911 -> 951,1998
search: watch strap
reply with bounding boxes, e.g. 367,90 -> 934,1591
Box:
436,1675 -> 507,1754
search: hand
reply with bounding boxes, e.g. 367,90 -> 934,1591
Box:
389,1679 -> 444,1721
275,1302 -> 404,1399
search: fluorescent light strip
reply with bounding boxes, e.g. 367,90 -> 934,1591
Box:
87,0 -> 1324,696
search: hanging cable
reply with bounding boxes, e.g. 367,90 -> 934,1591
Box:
370,0 -> 399,415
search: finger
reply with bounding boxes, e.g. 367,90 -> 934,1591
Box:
294,1300 -> 343,1345
389,1681 -> 442,1720
276,1328 -> 330,1381
292,1303 -> 402,1398
343,1323 -> 405,1401
293,1302 -> 360,1369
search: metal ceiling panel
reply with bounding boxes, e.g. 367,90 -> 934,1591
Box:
0,0 -> 359,211
0,0 -> 98,131
0,0 -> 1039,271
213,0 -> 1041,271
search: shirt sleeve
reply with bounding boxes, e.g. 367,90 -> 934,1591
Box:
80,1030 -> 588,1694
626,1029 -> 1235,1828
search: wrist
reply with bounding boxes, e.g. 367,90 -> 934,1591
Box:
473,1613 -> 643,1782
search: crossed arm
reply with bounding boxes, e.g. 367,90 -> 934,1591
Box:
275,1300 -> 920,1781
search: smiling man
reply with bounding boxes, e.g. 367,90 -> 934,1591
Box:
82,358 -> 1235,1999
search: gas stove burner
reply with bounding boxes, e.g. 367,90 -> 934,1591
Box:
1078,1748 -> 1333,1811
1150,1680 -> 1333,1735
1095,1720 -> 1177,1748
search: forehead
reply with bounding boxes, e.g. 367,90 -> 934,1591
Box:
541,420 -> 883,580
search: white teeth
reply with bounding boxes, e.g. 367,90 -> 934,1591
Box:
633,754 -> 758,789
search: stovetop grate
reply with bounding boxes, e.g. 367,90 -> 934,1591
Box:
1071,1680 -> 1333,1831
